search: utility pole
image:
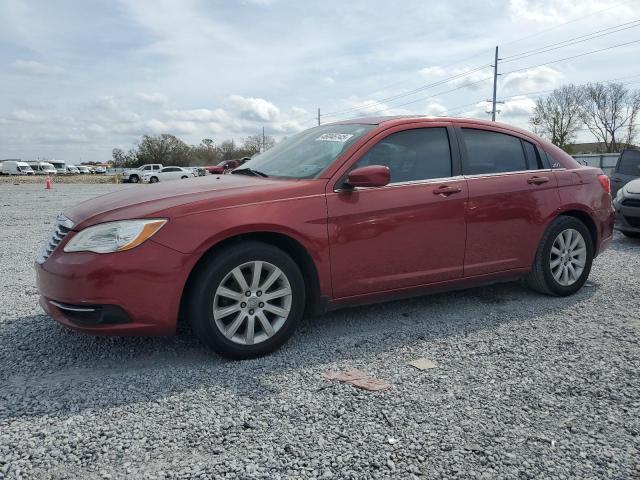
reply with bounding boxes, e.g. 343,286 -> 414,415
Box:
317,108 -> 321,126
262,126 -> 265,152
491,46 -> 500,122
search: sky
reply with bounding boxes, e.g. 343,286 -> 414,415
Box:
0,0 -> 639,163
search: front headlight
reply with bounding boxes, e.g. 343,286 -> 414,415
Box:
616,187 -> 625,201
64,219 -> 167,254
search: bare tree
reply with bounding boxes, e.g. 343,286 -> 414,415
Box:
580,82 -> 640,153
242,134 -> 276,155
530,85 -> 583,150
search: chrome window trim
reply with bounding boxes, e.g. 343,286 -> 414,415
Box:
463,168 -> 553,179
334,175 -> 465,193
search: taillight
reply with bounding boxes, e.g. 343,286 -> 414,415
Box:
598,174 -> 611,194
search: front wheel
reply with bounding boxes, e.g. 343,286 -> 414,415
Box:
622,231 -> 640,239
149,176 -> 159,183
526,216 -> 593,296
181,175 -> 188,179
130,175 -> 139,183
188,241 -> 305,359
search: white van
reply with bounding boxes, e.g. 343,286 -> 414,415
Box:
27,161 -> 57,175
49,160 -> 67,175
1,160 -> 34,175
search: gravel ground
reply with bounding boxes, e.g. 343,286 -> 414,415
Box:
0,175 -> 118,185
1,183 -> 639,479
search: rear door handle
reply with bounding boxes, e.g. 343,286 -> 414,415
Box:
527,176 -> 550,185
433,185 -> 462,196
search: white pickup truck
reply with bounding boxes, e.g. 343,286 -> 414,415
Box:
121,164 -> 163,183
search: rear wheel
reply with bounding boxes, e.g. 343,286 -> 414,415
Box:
622,231 -> 640,239
526,216 -> 593,296
130,175 -> 139,183
188,241 -> 305,359
150,176 -> 158,183
181,175 -> 188,179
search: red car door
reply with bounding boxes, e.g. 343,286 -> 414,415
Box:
457,125 -> 560,277
326,123 -> 468,299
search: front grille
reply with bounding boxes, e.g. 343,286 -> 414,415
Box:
622,198 -> 640,208
36,215 -> 74,264
624,216 -> 640,228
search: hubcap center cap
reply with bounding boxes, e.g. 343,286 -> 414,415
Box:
247,297 -> 259,309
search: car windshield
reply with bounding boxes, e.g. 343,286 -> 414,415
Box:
238,123 -> 374,179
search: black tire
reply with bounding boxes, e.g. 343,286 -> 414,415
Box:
150,176 -> 158,183
181,175 -> 188,179
130,175 -> 139,183
622,231 -> 640,239
526,216 -> 594,296
187,241 -> 305,359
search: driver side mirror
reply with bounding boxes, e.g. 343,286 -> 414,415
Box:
346,165 -> 390,188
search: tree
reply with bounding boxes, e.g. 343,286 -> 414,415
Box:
191,139 -> 221,165
134,134 -> 192,166
580,82 -> 640,153
218,140 -> 237,160
242,134 -> 276,156
530,85 -> 583,151
111,148 -> 134,167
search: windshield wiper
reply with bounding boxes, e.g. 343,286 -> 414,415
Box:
231,168 -> 269,177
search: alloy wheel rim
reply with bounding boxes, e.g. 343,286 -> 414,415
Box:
550,228 -> 587,286
213,261 -> 292,345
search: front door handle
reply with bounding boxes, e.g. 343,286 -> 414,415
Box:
433,185 -> 462,196
527,176 -> 550,185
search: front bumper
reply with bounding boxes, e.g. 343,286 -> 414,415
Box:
613,197 -> 640,233
36,238 -> 194,336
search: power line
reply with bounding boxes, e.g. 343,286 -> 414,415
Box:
321,64 -> 491,118
500,0 -> 634,47
501,38 -> 640,77
501,20 -> 640,64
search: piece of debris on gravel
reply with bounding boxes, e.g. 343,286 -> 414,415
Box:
1,183 -> 639,479
322,369 -> 392,392
407,357 -> 438,370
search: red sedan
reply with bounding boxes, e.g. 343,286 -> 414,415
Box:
36,117 -> 614,359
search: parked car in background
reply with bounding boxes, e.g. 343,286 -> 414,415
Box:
94,167 -> 106,174
610,149 -> 640,197
49,160 -> 67,175
206,159 -> 245,175
613,177 -> 640,238
77,166 -> 91,174
187,167 -> 208,177
122,164 -> 163,183
35,117 -> 614,359
66,165 -> 80,174
2,160 -> 34,175
27,161 -> 57,175
141,166 -> 196,183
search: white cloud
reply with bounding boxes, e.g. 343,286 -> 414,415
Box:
228,95 -> 280,121
8,109 -> 45,123
322,76 -> 336,86
419,65 -> 493,92
500,96 -> 537,118
501,66 -> 563,93
165,108 -> 228,122
135,92 -> 169,105
13,60 -> 64,76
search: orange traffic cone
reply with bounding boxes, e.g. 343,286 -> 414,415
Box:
45,175 -> 52,189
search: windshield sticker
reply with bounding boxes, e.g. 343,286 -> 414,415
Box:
315,133 -> 354,143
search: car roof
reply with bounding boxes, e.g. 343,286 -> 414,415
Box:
324,115 -> 548,144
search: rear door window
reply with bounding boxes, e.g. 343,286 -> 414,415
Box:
617,150 -> 640,176
461,128 -> 529,175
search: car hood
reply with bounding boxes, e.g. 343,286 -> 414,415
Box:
64,174 -> 322,229
625,178 -> 640,195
